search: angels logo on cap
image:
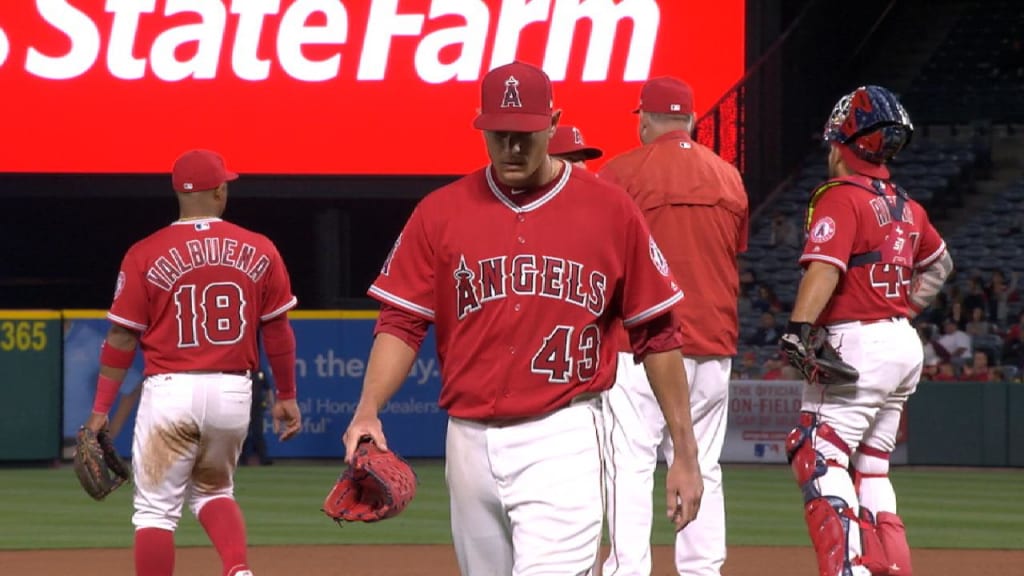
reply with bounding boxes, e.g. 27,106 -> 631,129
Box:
473,61 -> 553,132
501,76 -> 522,109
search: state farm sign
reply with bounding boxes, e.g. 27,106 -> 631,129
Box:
0,0 -> 744,175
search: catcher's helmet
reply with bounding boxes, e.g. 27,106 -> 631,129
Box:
823,85 -> 913,165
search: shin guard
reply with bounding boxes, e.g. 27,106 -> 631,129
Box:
805,496 -> 860,576
858,507 -> 894,575
877,512 -> 912,575
788,413 -> 862,576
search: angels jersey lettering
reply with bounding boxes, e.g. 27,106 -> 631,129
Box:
370,164 -> 682,420
800,177 -> 945,324
109,218 -> 297,375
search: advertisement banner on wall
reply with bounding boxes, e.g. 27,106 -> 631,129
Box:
0,0 -> 744,176
65,316 -> 909,462
723,379 -> 908,465
62,312 -> 446,459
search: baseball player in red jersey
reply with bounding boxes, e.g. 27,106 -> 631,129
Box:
598,77 -> 748,576
83,149 -> 303,576
342,61 -> 703,576
549,125 -> 604,169
781,86 -> 952,576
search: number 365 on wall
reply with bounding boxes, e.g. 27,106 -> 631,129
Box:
0,321 -> 47,351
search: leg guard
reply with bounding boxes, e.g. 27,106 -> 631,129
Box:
877,512 -> 912,575
853,445 -> 912,576
804,496 -> 861,576
788,412 -> 863,576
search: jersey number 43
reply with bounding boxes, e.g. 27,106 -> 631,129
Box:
530,324 -> 600,384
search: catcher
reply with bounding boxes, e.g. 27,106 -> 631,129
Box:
322,437 -> 417,523
780,85 -> 951,576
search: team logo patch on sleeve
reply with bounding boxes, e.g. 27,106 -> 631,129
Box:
380,234 -> 402,276
649,237 -> 671,276
114,271 -> 126,300
810,217 -> 837,243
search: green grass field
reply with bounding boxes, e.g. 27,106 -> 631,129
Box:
2,463 -> 1021,550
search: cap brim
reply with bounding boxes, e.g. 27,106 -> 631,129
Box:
837,145 -> 890,179
225,170 -> 239,182
549,145 -> 604,160
474,113 -> 551,133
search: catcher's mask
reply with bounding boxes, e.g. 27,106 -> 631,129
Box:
822,85 -> 913,165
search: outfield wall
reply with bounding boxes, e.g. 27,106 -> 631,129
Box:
1,310 -> 1019,467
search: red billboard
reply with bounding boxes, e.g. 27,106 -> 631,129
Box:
0,0 -> 744,175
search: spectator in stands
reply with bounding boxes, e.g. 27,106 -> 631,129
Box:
923,291 -> 950,326
948,300 -> 967,330
732,350 -> 760,380
931,361 -> 958,382
937,318 -> 972,365
1002,322 -> 1024,368
965,306 -> 997,337
1005,311 -> 1024,344
959,351 -> 992,382
986,270 -> 1019,324
739,265 -> 757,298
769,211 -> 799,248
921,362 -> 938,380
962,277 -> 988,318
761,356 -> 785,380
746,311 -> 781,346
751,284 -> 783,313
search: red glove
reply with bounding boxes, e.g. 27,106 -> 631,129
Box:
322,438 -> 418,523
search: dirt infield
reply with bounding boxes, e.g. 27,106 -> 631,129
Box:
2,545 -> 1021,575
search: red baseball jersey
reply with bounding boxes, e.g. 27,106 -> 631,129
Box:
800,176 -> 946,324
108,218 -> 297,375
369,163 -> 683,420
599,130 -> 748,357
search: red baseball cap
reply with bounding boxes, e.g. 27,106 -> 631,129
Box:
835,143 -> 890,179
549,126 -> 603,160
473,61 -> 554,132
634,77 -> 694,115
172,149 -> 238,193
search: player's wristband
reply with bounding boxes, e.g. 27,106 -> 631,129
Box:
786,321 -> 812,336
100,341 -> 136,369
92,374 -> 121,414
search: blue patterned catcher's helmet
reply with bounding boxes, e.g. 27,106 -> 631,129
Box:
822,85 -> 913,164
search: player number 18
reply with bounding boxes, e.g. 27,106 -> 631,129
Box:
173,282 -> 248,348
531,324 -> 600,383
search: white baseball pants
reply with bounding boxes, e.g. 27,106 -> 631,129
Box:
446,398 -> 605,576
131,372 -> 252,532
602,353 -> 730,576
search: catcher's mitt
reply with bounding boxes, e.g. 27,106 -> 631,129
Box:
780,322 -> 860,386
73,427 -> 130,501
322,437 -> 417,523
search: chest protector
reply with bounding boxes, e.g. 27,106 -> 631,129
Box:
806,175 -> 915,270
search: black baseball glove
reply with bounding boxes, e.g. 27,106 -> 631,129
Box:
73,427 -> 130,501
779,322 -> 860,386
